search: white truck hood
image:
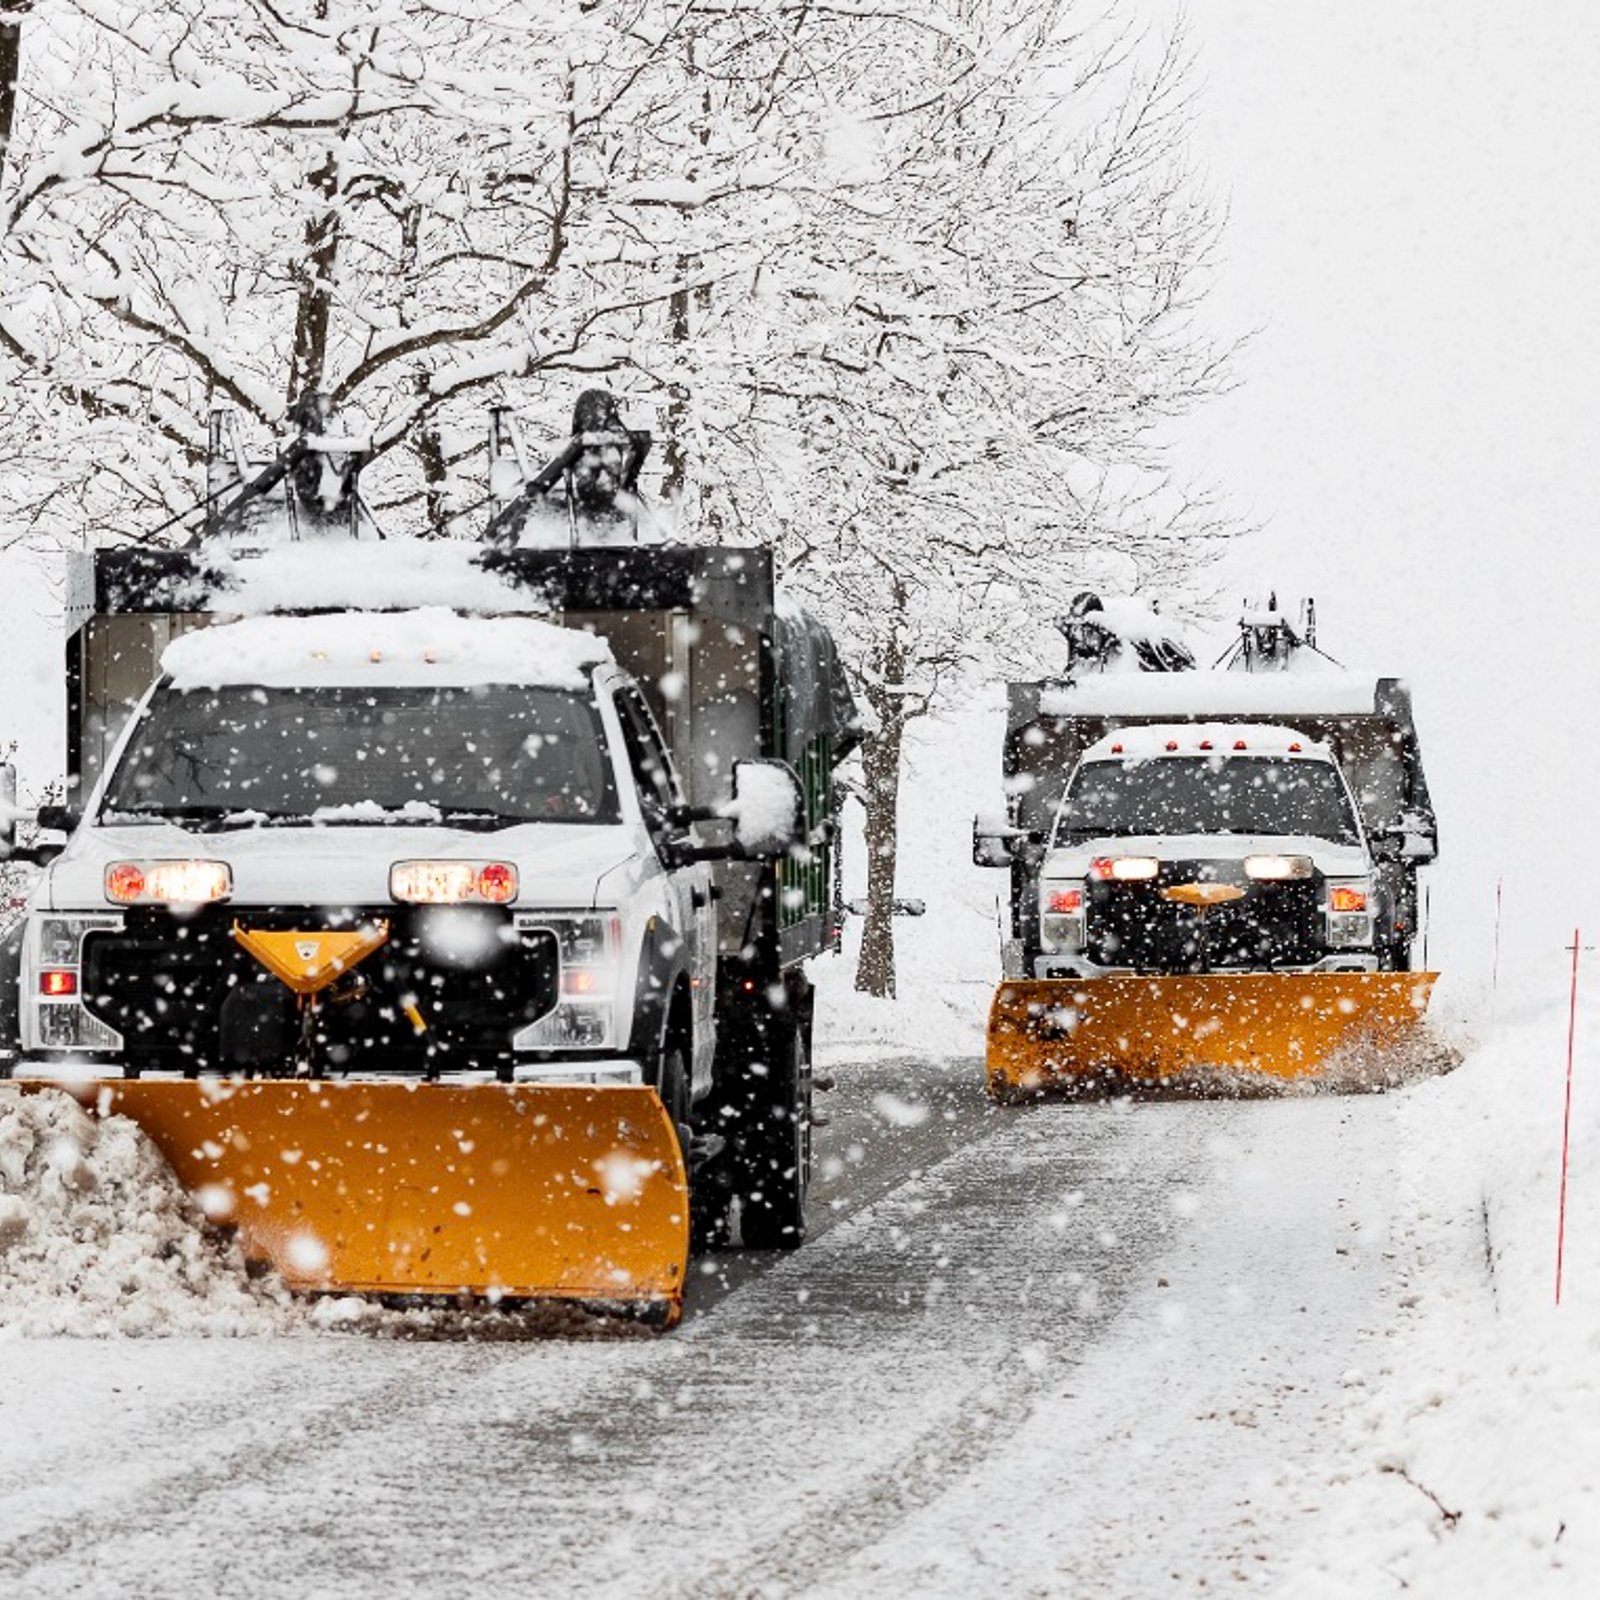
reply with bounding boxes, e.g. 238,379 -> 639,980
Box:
39,821 -> 638,912
1042,832 -> 1371,880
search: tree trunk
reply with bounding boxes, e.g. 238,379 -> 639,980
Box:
661,269 -> 692,500
287,1 -> 341,406
289,148 -> 340,405
0,4 -> 29,189
855,697 -> 906,997
855,601 -> 909,997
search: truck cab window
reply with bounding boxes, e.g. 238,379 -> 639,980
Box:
613,689 -> 680,829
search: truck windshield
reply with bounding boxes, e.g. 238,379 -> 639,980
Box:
1055,756 -> 1361,846
101,683 -> 620,827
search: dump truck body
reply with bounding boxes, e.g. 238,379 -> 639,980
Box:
3,553 -> 854,1312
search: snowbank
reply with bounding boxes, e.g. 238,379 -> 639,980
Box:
0,1087 -> 290,1337
1284,981 -> 1600,1596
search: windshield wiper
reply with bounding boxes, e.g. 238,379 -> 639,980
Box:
433,810 -> 536,830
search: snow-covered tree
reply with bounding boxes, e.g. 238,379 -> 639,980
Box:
645,9 -> 1233,994
1,2 -> 1231,993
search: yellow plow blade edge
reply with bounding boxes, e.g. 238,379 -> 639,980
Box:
987,971 -> 1438,1095
71,1080 -> 689,1321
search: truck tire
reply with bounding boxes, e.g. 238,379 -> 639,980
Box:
738,1020 -> 811,1251
657,1043 -> 692,1158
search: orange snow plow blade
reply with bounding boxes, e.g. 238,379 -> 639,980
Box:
63,1079 -> 689,1322
987,971 -> 1438,1097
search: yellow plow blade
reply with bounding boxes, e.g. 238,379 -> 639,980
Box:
70,1080 -> 689,1322
987,971 -> 1438,1096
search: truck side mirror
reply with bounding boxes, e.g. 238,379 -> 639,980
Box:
973,812 -> 1038,868
36,803 -> 81,835
722,759 -> 806,859
0,764 -> 16,861
1372,820 -> 1437,864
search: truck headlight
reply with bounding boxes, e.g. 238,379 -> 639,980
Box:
512,912 -> 624,1050
1040,882 -> 1086,951
1089,856 -> 1160,882
24,914 -> 125,1053
1326,881 -> 1373,948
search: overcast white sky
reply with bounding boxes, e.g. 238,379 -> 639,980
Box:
1146,0 -> 1600,1002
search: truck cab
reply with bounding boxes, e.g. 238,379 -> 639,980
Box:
7,608 -> 804,1107
1032,723 -> 1380,979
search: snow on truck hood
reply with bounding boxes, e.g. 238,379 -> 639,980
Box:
40,820 -> 637,912
1043,833 -> 1372,880
160,608 -> 611,690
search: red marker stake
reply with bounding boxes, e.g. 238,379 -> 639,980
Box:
1556,928 -> 1581,1306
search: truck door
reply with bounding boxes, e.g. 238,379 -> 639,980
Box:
612,688 -> 717,1088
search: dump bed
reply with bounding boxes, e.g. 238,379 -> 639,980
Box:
1005,669 -> 1436,848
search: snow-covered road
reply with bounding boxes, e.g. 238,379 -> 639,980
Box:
0,1057 -> 1497,1599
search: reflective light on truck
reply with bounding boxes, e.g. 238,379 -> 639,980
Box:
105,860 -> 231,905
390,860 -> 519,905
1329,885 -> 1368,913
39,969 -> 77,997
105,863 -> 145,903
475,863 -> 517,904
1244,854 -> 1314,881
1089,855 -> 1161,882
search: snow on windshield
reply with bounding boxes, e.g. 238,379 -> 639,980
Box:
102,683 -> 620,826
1057,755 -> 1361,846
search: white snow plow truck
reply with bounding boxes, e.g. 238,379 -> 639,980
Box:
974,596 -> 1438,1097
0,392 -> 858,1327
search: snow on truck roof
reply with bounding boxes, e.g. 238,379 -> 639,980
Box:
202,541 -> 531,615
1039,668 -> 1386,719
160,608 -> 612,691
1082,723 -> 1335,762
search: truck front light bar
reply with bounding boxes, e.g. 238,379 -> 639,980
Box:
1244,854 -> 1314,881
105,860 -> 231,906
390,860 -> 518,905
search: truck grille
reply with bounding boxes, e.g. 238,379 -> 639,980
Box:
79,905 -> 559,1074
1085,860 -> 1326,972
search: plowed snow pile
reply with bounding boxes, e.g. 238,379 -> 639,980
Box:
0,1089 -> 291,1337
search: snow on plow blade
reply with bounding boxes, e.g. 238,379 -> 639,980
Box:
987,972 -> 1438,1096
67,1080 -> 690,1322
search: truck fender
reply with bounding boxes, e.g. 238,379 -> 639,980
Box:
626,918 -> 693,1092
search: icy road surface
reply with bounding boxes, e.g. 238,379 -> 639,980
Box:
0,1060 -> 1455,1598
